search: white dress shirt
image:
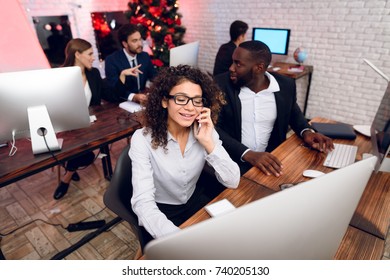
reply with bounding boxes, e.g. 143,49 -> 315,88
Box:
129,127 -> 240,238
84,81 -> 92,106
240,72 -> 279,153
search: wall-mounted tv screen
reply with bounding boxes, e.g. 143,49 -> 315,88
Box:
252,27 -> 290,55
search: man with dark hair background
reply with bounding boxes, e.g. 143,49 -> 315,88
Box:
215,40 -> 333,176
105,24 -> 156,104
213,20 -> 249,76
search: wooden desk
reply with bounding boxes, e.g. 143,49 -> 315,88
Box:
180,177 -> 275,228
179,117 -> 388,259
178,173 -> 384,260
268,62 -> 313,116
0,102 -> 141,188
334,226 -> 384,260
0,102 -> 142,259
351,171 -> 390,239
243,117 -> 389,240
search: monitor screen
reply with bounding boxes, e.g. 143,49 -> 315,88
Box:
169,41 -> 199,67
370,82 -> 390,172
252,27 -> 290,55
0,67 -> 90,153
144,157 -> 376,259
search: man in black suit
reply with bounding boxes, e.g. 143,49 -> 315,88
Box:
213,20 -> 248,76
105,24 -> 157,104
215,40 -> 333,176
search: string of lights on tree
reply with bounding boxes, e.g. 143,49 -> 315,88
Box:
125,0 -> 186,67
91,13 -> 111,38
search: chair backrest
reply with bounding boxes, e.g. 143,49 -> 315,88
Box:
103,144 -> 145,248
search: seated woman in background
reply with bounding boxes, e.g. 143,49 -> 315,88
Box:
129,65 -> 240,242
53,38 -> 141,200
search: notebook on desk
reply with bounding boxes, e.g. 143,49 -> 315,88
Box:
144,156 -> 377,260
119,101 -> 143,113
311,122 -> 356,140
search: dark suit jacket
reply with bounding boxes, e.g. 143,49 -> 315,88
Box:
104,49 -> 157,101
85,67 -> 117,105
215,72 -> 311,173
67,66 -> 116,169
213,41 -> 236,76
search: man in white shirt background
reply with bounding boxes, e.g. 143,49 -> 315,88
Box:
215,40 -> 333,176
105,24 -> 156,104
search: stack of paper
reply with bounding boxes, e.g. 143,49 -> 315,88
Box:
119,101 -> 143,113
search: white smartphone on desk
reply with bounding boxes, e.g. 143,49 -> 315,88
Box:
204,199 -> 236,217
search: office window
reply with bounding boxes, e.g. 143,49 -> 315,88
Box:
91,11 -> 128,60
33,15 -> 72,67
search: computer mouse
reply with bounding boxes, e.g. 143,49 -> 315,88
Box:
302,169 -> 325,178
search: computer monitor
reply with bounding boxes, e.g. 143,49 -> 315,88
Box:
144,156 -> 377,260
252,27 -> 290,55
363,59 -> 390,172
169,41 -> 199,67
0,66 -> 90,154
370,82 -> 390,172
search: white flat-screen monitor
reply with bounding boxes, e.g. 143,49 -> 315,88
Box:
169,41 -> 199,67
144,156 -> 376,259
370,82 -> 390,172
0,67 -> 90,154
363,59 -> 390,172
252,27 -> 290,55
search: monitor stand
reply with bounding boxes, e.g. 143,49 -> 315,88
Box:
27,105 -> 63,155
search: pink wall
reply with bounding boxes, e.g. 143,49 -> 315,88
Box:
0,0 -> 50,72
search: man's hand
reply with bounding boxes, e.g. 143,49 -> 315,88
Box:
132,93 -> 148,106
302,130 -> 334,153
119,64 -> 143,84
243,150 -> 283,177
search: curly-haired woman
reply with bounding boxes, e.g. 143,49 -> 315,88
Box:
129,65 -> 240,242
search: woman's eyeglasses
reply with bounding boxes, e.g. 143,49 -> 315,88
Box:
167,94 -> 205,107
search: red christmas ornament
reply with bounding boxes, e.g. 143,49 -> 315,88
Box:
149,7 -> 162,18
151,59 -> 164,67
164,34 -> 172,45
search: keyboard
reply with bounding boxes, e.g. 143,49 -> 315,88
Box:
323,143 -> 358,169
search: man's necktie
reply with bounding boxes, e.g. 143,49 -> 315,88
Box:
131,59 -> 140,92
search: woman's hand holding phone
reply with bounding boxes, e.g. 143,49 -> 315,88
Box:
194,107 -> 215,154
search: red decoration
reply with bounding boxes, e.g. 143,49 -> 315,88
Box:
166,18 -> 174,25
149,7 -> 162,18
126,0 -> 186,67
151,59 -> 164,67
92,13 -> 111,37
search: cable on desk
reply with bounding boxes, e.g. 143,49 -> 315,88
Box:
8,130 -> 17,157
41,131 -> 66,169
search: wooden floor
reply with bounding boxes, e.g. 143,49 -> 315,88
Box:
0,139 -> 140,260
1,137 -> 389,260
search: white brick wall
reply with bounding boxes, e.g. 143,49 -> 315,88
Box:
180,0 -> 390,125
18,0 -> 390,125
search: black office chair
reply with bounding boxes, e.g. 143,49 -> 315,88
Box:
103,144 -> 149,257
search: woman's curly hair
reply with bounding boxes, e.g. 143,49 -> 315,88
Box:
144,65 -> 226,149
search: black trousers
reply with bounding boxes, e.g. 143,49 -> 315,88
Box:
65,151 -> 95,172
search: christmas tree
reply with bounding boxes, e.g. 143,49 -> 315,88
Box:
125,0 -> 186,67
